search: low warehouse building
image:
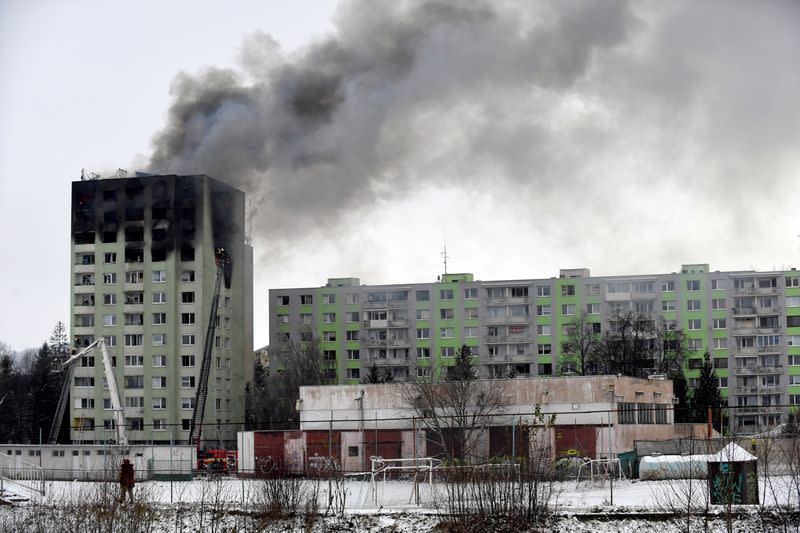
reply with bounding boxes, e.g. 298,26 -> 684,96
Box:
239,375 -> 675,475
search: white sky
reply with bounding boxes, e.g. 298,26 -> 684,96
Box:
1,1 -> 798,351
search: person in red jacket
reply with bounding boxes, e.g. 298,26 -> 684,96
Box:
119,458 -> 135,503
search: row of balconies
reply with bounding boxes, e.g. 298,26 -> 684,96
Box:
733,365 -> 783,375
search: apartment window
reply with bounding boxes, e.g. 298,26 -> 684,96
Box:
124,355 -> 143,367
789,316 -> 800,328
323,350 -> 336,361
181,376 -> 196,388
277,295 -> 290,306
152,333 -> 166,346
75,398 -> 95,409
151,419 -> 166,431
181,292 -> 195,304
152,376 -> 167,389
323,312 -> 336,324
416,347 -> 430,358
319,331 -> 335,342
300,294 -> 313,305
561,285 -> 576,296
687,300 -> 701,311
459,308 -> 476,320
654,404 -> 669,424
346,368 -> 360,380
757,335 -> 781,347
181,419 -> 192,431
417,328 -> 430,339
618,403 -> 636,424
181,334 -> 195,346
320,293 -> 336,305
585,284 -> 601,296
537,286 -> 551,297
181,398 -> 195,409
586,303 -> 599,315
346,311 -> 360,323
98,313 -> 115,327
688,319 -> 702,331
536,305 -> 551,316
104,252 -> 117,264
345,293 -> 359,304
464,288 -> 478,300
790,395 -> 800,405
102,293 -> 116,305
688,338 -> 703,350
440,289 -> 454,300
125,271 -> 143,284
712,318 -> 726,330
150,292 -> 164,304
440,308 -> 454,320
124,334 -> 143,346
181,313 -> 195,325
713,338 -> 728,350
124,376 -> 144,389
347,349 -> 360,360
712,298 -> 726,310
786,276 -> 800,288
637,404 -> 654,424
718,377 -> 728,388
464,327 -> 477,338
660,280 -> 675,292
152,270 -> 166,283
150,312 -> 166,326
299,313 -> 312,325
181,270 -> 195,282
150,355 -> 166,368
711,279 -> 724,290
790,376 -> 800,386
537,344 -> 552,355
441,346 -> 455,357
787,336 -> 800,346
686,280 -> 700,291
560,304 -> 575,316
786,296 -> 800,308
124,396 -> 143,408
127,419 -> 144,431
181,355 -> 195,367
416,309 -> 430,321
660,300 -> 676,312
416,290 -> 430,302
441,327 -> 454,339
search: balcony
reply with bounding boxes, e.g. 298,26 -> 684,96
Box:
731,307 -> 756,316
732,288 -> 756,296
756,306 -> 779,315
732,326 -> 756,335
73,284 -> 95,294
733,346 -> 757,355
735,365 -> 782,375
363,319 -> 387,329
757,287 -> 780,296
74,263 -> 95,274
386,338 -> 411,347
757,345 -> 780,354
388,319 -> 409,328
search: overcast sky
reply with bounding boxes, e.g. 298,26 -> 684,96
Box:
1,0 -> 798,352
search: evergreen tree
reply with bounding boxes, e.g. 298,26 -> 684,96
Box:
362,363 -> 394,384
447,345 -> 477,381
689,351 -> 722,431
28,343 -> 62,442
48,321 -> 69,360
671,369 -> 690,423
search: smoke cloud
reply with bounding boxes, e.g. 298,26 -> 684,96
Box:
148,0 -> 800,263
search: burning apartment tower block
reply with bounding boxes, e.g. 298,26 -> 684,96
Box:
70,173 -> 253,446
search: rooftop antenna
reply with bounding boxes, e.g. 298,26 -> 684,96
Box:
441,228 -> 451,274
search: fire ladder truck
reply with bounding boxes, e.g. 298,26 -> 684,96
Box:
49,338 -> 127,446
188,249 -> 229,456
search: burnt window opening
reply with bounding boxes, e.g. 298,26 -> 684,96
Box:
102,231 -> 117,243
152,228 -> 168,241
152,207 -> 169,220
124,247 -> 144,264
151,181 -> 169,201
180,246 -> 195,262
177,185 -> 195,202
181,228 -> 196,241
151,249 -> 167,262
77,191 -> 96,207
74,232 -> 95,245
104,210 -> 118,224
124,183 -> 144,200
124,226 -> 144,242
125,208 -> 144,221
102,189 -> 117,201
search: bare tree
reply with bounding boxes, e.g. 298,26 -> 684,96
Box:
561,312 -> 601,375
591,312 -> 687,378
402,345 -> 508,462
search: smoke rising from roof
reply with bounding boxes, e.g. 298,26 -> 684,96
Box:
148,0 -> 800,260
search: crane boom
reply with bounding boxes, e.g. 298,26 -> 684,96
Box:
48,338 -> 127,446
189,250 -> 228,446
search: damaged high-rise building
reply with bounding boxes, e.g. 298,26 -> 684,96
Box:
70,173 -> 253,446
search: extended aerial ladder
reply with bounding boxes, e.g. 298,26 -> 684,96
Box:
189,249 -> 229,447
49,338 -> 127,446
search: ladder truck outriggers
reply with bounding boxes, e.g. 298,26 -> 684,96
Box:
49,338 -> 127,447
189,248 -> 232,472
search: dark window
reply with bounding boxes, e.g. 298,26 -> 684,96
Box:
182,292 -> 195,304
74,232 -> 95,245
788,316 -> 800,328
537,363 -> 552,376
416,290 -> 430,302
181,246 -> 195,261
124,208 -> 144,221
102,189 -> 117,201
124,226 -> 144,242
152,228 -> 167,241
618,402 -> 636,424
104,210 -> 118,224
102,231 -> 117,243
151,249 -> 166,262
688,358 -> 702,369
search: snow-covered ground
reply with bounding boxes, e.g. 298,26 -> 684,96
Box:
1,476 -> 798,532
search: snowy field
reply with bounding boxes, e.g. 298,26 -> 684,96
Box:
1,476 -> 798,532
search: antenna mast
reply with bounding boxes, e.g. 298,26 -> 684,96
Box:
441,230 -> 451,274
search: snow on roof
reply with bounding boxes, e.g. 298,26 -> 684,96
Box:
707,442 -> 756,462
